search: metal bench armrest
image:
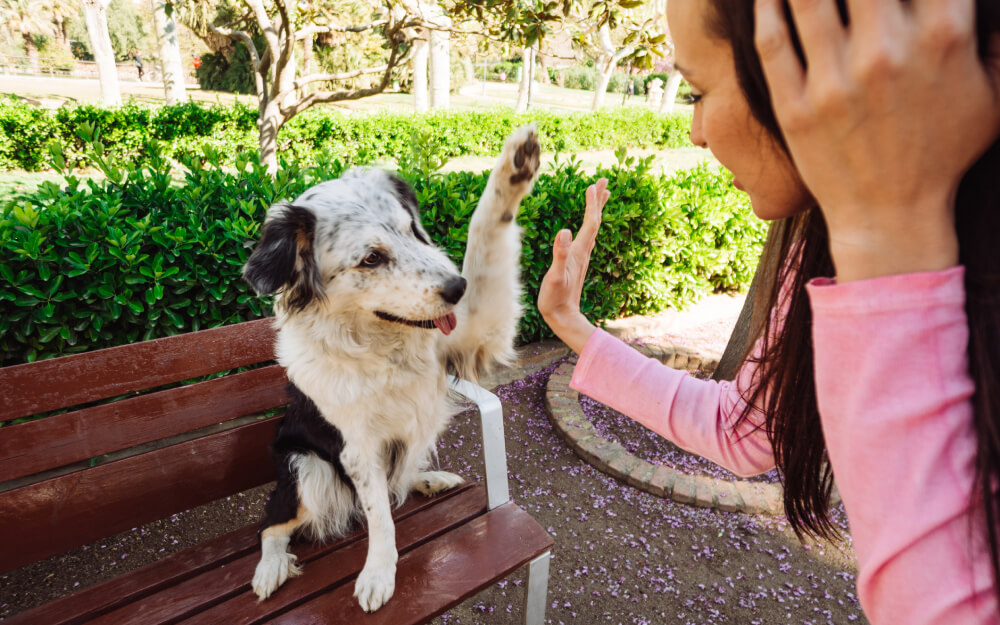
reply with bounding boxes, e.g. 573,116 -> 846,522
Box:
448,377 -> 510,510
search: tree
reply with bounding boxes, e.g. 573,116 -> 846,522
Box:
208,0 -> 417,173
572,0 -> 667,111
0,0 -> 59,73
81,0 -> 121,105
201,0 -> 661,172
151,0 -> 186,103
587,21 -> 630,110
514,45 -> 535,112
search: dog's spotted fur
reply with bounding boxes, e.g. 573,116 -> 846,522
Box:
243,124 -> 541,612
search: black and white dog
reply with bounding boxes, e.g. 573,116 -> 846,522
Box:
242,125 -> 541,612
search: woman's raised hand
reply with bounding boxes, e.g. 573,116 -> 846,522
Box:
537,178 -> 610,354
755,0 -> 1000,282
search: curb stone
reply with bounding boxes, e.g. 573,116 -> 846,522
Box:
545,343 -> 792,516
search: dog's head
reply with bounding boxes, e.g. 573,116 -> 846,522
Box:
243,168 -> 466,334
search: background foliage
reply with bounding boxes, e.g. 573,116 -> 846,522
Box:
0,99 -> 692,171
0,133 -> 763,366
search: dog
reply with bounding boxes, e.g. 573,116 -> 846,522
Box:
241,124 -> 541,612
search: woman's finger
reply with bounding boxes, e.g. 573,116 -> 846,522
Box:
550,229 -> 572,277
844,0 -> 905,39
576,179 -> 607,248
755,0 -> 806,111
913,0 -> 974,28
785,0 -> 847,74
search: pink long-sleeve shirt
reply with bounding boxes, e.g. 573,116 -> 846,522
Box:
570,266 -> 999,624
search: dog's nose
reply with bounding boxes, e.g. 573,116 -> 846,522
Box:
439,276 -> 467,305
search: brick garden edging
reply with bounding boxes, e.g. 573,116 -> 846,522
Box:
545,342 -> 787,516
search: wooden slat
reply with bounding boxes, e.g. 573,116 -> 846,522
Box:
0,365 -> 289,482
0,416 -> 280,574
92,485 -> 487,625
4,484 -> 480,625
0,318 -> 278,421
270,503 -> 553,625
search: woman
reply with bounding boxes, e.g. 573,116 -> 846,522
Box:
538,0 -> 1000,623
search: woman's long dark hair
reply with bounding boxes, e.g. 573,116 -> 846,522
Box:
706,0 -> 1000,605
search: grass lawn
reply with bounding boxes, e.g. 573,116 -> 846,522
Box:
0,147 -> 717,201
0,75 -> 693,114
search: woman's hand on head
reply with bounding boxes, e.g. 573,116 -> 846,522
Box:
537,178 -> 610,354
755,0 -> 1000,282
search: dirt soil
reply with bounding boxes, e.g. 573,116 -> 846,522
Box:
0,300 -> 868,625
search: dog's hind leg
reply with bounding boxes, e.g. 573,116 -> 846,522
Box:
253,506 -> 305,601
412,470 -> 464,496
253,452 -> 311,601
445,124 -> 541,379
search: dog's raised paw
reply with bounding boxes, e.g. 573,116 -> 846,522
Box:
252,550 -> 302,601
506,124 -> 541,187
414,470 -> 464,496
354,562 -> 396,612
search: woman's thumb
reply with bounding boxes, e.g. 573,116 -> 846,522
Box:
550,229 -> 571,267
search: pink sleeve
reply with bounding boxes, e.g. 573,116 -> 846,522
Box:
807,266 -> 998,624
570,328 -> 775,477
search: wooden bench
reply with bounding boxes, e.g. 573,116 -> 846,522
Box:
0,318 -> 553,625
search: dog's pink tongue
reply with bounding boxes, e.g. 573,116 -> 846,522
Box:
434,312 -> 457,335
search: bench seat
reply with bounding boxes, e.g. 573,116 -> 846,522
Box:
0,319 -> 552,624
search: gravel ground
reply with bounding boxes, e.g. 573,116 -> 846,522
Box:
430,359 -> 865,625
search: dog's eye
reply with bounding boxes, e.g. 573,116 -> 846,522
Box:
360,251 -> 386,267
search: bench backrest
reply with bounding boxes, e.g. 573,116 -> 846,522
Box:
0,319 -> 288,574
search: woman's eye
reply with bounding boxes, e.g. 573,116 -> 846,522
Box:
361,251 -> 385,267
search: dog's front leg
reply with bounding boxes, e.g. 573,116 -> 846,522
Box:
446,124 -> 542,379
342,448 -> 397,613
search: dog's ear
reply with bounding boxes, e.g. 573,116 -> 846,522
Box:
388,173 -> 432,245
243,204 -> 324,312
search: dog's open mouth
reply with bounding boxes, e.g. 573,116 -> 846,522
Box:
375,311 -> 458,335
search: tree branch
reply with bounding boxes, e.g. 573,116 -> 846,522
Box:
273,0 -> 295,75
273,64 -> 391,105
243,0 -> 280,68
279,36 -> 405,119
210,23 -> 268,112
209,24 -> 260,70
295,18 -> 389,39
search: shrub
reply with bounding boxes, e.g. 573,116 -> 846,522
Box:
0,138 -> 762,365
558,66 -> 597,91
0,101 -> 693,172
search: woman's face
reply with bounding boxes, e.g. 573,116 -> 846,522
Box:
668,0 -> 812,221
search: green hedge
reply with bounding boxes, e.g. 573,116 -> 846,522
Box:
0,140 -> 763,366
0,99 -> 692,172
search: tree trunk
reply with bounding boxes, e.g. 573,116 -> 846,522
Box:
712,220 -> 788,382
659,68 -> 683,114
22,33 -> 40,74
591,62 -> 612,111
151,0 -> 186,104
277,47 -> 296,109
428,18 -> 450,109
411,34 -> 428,113
259,107 -> 282,175
536,52 -> 550,84
301,33 -> 313,95
82,0 -> 121,106
515,46 -> 532,113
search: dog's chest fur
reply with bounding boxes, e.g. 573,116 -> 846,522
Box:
276,315 -> 453,469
